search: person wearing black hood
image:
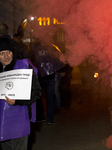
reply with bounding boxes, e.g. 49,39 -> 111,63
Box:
0,37 -> 42,150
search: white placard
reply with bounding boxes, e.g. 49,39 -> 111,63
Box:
0,69 -> 33,100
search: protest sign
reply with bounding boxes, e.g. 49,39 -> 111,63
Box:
0,69 -> 32,100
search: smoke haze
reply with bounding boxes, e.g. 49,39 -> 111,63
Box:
0,0 -> 112,85
32,1 -> 112,148
1,0 -> 112,148
32,0 -> 112,73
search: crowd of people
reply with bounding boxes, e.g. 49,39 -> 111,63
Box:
0,22 -> 73,150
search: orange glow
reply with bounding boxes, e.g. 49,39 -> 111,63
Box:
38,17 -> 42,26
21,19 -> 27,30
94,73 -> 98,78
23,22 -> 27,29
53,18 -> 59,24
37,17 -> 65,26
52,44 -> 61,52
53,18 -> 65,25
38,17 -> 50,26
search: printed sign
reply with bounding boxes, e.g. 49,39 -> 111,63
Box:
0,69 -> 33,100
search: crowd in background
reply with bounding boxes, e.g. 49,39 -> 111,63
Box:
0,22 -> 73,150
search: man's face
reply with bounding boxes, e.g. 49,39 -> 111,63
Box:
0,50 -> 13,67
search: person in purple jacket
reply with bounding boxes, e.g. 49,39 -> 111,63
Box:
0,36 -> 42,150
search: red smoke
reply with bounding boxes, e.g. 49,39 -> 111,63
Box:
4,0 -> 112,85
32,0 -> 112,69
102,135 -> 112,149
63,0 -> 112,66
24,0 -> 112,89
4,0 -> 112,86
1,0 -> 112,148
31,2 -> 112,148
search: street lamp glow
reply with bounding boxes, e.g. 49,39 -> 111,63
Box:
94,73 -> 98,78
31,17 -> 34,20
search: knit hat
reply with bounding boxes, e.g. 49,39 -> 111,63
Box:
0,37 -> 13,52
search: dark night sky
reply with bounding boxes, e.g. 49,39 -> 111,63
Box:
0,0 -> 38,35
0,0 -> 13,33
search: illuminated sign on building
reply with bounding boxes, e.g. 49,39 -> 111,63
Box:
37,17 -> 65,26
